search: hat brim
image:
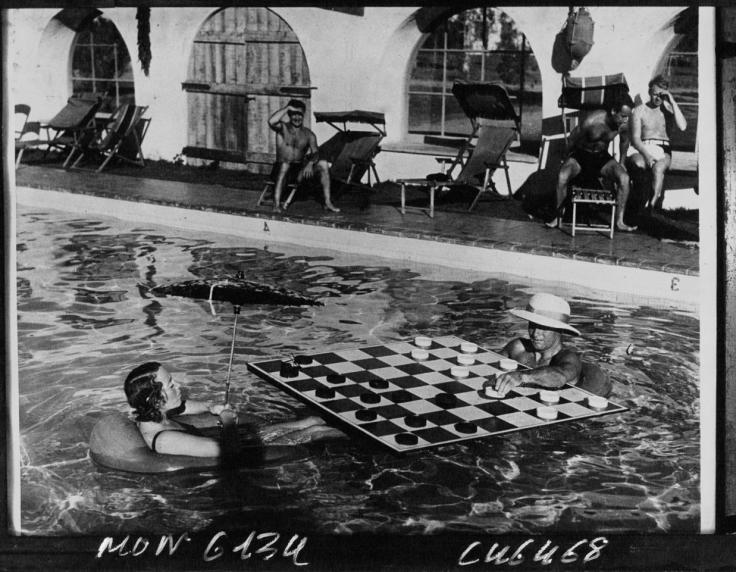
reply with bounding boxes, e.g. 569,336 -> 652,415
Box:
510,308 -> 581,336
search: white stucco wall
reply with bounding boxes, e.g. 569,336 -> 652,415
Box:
8,6 -> 688,169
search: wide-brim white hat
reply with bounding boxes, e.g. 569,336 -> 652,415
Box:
509,292 -> 581,336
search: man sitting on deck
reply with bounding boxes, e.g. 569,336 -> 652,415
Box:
626,74 -> 688,211
546,101 -> 637,232
484,293 -> 612,398
268,99 -> 340,213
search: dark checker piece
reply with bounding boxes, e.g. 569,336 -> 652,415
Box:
387,390 -> 416,403
369,378 -> 389,389
356,408 -> 378,422
316,386 -> 336,399
435,393 -> 458,408
396,433 -> 419,446
279,362 -> 299,378
294,355 -> 313,366
326,373 -> 346,384
455,422 -> 477,434
360,392 -> 381,404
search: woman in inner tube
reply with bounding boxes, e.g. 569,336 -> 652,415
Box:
125,361 -> 343,457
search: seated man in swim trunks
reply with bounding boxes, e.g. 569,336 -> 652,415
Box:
267,99 -> 340,213
626,74 -> 687,211
125,362 -> 344,457
483,293 -> 612,398
546,101 -> 637,232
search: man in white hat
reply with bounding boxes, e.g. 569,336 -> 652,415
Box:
485,292 -> 611,397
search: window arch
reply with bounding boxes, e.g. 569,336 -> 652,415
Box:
408,7 -> 541,151
70,15 -> 135,112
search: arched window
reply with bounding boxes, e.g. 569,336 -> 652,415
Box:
408,7 -> 541,151
657,8 -> 697,152
71,16 -> 135,112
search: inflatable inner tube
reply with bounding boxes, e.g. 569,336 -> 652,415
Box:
89,413 -> 307,474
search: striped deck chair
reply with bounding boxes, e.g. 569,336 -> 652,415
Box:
42,97 -> 102,167
68,104 -> 150,172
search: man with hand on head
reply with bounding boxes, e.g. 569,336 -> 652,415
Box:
626,74 -> 687,211
268,99 -> 340,213
484,293 -> 611,398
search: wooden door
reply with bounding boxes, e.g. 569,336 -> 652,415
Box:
184,7 -> 311,171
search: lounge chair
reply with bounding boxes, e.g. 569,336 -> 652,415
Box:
257,109 -> 386,210
397,82 -> 520,218
555,73 -> 631,238
68,104 -> 150,172
42,97 -> 102,167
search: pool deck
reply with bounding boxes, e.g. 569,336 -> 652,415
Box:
13,164 -> 700,305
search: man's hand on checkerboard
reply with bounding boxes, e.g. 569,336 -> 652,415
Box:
483,371 -> 525,398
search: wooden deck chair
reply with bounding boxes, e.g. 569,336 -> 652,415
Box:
42,97 -> 102,167
314,110 -> 386,192
14,104 -> 43,167
398,123 -> 517,218
68,104 -> 150,172
555,73 -> 631,238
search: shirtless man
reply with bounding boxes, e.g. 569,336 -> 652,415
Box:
546,102 -> 636,232
483,293 -> 612,398
626,75 -> 687,210
268,99 -> 339,213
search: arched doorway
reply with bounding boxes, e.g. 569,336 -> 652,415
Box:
183,7 -> 311,171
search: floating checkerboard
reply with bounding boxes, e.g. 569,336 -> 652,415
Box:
246,335 -> 627,452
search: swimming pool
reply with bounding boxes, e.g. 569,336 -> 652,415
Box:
15,205 -> 700,536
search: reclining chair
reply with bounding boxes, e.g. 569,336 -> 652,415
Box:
42,96 -> 102,167
555,73 -> 631,238
258,109 -> 386,210
68,104 -> 150,172
398,82 -> 520,218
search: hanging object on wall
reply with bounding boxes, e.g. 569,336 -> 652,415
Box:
551,6 -> 595,74
136,7 -> 151,77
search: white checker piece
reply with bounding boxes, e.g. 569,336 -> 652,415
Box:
377,353 -> 415,367
364,366 -> 406,380
327,361 -> 366,375
334,348 -> 374,361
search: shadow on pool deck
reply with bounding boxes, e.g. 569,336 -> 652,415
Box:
14,157 -> 699,277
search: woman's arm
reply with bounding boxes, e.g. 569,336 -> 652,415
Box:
153,430 -> 221,458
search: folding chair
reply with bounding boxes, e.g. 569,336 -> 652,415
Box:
14,104 -> 43,168
314,110 -> 386,191
257,162 -> 300,209
42,97 -> 102,167
399,124 -> 517,218
555,73 -> 631,238
397,82 -> 519,217
68,104 -> 150,172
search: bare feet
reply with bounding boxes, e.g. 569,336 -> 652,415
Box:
324,203 -> 340,213
272,205 -> 282,213
616,221 -> 637,232
545,217 -> 559,228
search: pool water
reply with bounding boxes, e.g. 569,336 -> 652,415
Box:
15,206 -> 700,535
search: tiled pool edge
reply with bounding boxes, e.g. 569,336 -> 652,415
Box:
17,186 -> 699,309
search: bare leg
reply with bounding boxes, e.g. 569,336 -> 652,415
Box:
316,160 -> 339,212
259,416 -> 345,445
602,161 -> 636,231
272,162 -> 291,212
650,154 -> 671,210
546,158 -> 580,227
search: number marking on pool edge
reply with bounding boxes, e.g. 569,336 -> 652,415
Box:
246,336 -> 628,452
